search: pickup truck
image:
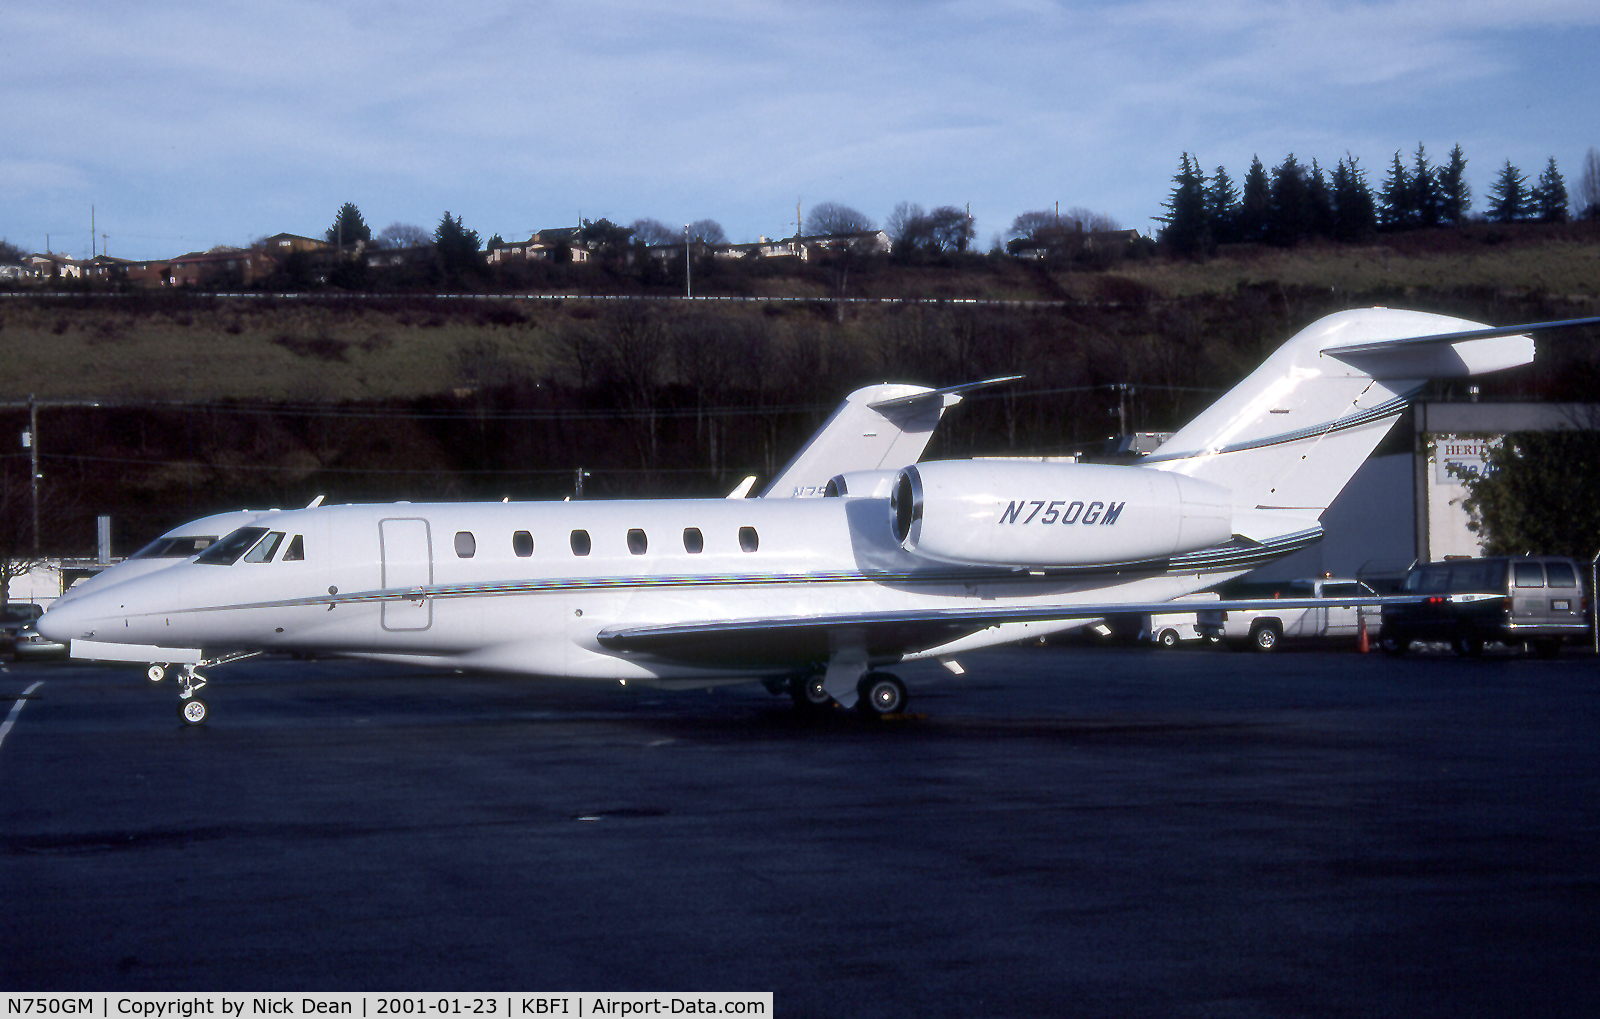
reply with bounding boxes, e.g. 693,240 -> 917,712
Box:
1197,578 -> 1379,651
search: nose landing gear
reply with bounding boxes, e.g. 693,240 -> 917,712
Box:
146,651 -> 262,726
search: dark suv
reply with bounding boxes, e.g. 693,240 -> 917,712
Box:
1380,556 -> 1589,657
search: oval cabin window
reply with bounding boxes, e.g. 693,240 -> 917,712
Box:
683,527 -> 704,554
739,526 -> 759,553
454,531 -> 476,558
570,530 -> 591,556
512,531 -> 534,557
627,529 -> 648,555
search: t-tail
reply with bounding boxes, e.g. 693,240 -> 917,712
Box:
1141,308 -> 1536,545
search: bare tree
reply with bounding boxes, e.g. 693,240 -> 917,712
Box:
1576,148 -> 1600,221
375,222 -> 431,249
1066,207 -> 1122,233
803,202 -> 874,237
885,202 -> 926,249
687,220 -> 726,245
0,467 -> 50,613
628,218 -> 677,247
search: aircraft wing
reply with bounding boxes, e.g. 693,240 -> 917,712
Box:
595,595 -> 1408,667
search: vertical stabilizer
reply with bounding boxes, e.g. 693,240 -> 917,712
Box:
761,376 -> 1018,498
1143,309 -> 1533,538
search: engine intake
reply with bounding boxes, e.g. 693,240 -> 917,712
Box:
889,460 -> 1233,567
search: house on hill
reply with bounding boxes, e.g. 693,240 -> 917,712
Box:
485,227 -> 590,264
259,233 -> 329,254
29,253 -> 82,279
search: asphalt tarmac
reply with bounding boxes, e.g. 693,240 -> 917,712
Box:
2,642 -> 1598,1017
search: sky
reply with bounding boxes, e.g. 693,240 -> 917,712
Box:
6,0 -> 1599,261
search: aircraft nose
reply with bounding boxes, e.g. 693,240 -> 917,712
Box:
37,592 -> 107,643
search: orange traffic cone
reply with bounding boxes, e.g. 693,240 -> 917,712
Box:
1358,613 -> 1370,654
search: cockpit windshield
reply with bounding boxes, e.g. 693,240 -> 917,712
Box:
130,535 -> 218,559
195,527 -> 271,566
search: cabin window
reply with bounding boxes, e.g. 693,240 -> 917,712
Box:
512,531 -> 534,557
454,531 -> 477,558
683,527 -> 704,554
195,527 -> 269,566
627,529 -> 648,555
243,531 -> 285,564
1514,562 -> 1545,588
1546,562 -> 1578,588
739,526 -> 759,553
282,535 -> 306,561
571,529 -> 591,556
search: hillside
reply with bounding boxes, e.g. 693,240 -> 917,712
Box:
1,225 -> 1597,555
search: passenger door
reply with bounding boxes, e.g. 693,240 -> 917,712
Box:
1511,561 -> 1547,626
379,518 -> 433,631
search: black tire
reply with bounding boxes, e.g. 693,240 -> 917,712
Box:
1380,630 -> 1410,657
1157,629 -> 1180,649
790,675 -> 832,714
1249,623 -> 1281,652
856,673 -> 908,718
1452,635 -> 1484,658
179,697 -> 208,726
1531,638 -> 1561,659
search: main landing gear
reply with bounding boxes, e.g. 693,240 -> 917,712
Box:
144,652 -> 261,725
788,671 -> 909,720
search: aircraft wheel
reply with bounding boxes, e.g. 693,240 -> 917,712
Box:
1249,622 -> 1281,652
179,697 -> 209,726
1157,629 -> 1180,649
790,675 -> 832,713
857,673 -> 907,718
147,664 -> 168,683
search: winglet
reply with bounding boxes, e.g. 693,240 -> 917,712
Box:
725,476 -> 758,499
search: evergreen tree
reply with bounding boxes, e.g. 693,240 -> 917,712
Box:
326,202 -> 372,247
1238,156 -> 1272,244
1268,154 -> 1311,246
1157,153 -> 1211,256
1412,144 -> 1440,228
1379,151 -> 1414,230
1331,155 -> 1377,241
1307,159 -> 1334,239
1207,165 -> 1239,244
433,211 -> 483,283
1489,161 -> 1529,222
1530,157 -> 1570,222
1438,144 -> 1471,225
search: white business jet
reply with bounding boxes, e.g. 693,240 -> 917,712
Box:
36,309 -> 1585,725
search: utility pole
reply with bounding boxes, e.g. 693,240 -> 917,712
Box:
684,224 -> 692,299
27,394 -> 39,552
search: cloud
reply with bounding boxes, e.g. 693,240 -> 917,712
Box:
4,1 -> 1595,255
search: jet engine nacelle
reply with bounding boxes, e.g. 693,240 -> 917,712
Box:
890,460 -> 1234,567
